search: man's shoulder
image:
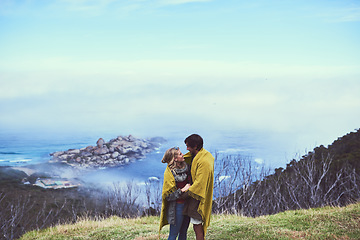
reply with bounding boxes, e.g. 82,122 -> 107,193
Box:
200,148 -> 214,158
198,149 -> 214,165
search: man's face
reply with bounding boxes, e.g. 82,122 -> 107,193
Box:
186,143 -> 198,156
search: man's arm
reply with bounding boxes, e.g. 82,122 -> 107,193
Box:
188,159 -> 212,198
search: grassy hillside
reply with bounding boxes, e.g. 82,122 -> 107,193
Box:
20,202 -> 360,240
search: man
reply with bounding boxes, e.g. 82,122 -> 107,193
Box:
183,134 -> 215,240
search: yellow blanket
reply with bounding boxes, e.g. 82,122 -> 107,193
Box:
184,148 -> 215,237
159,165 -> 177,233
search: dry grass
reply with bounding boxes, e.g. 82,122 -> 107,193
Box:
20,202 -> 360,240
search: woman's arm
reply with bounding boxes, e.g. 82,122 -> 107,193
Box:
165,184 -> 191,201
165,189 -> 182,201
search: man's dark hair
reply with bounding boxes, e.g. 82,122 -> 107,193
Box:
184,134 -> 203,150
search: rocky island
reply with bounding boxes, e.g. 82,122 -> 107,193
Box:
49,135 -> 165,169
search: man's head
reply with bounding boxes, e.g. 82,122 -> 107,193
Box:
184,134 -> 203,156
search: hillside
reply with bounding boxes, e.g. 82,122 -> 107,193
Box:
212,129 -> 360,217
20,202 -> 360,240
3,129 -> 360,239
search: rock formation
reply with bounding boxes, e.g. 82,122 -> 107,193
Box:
49,135 -> 165,168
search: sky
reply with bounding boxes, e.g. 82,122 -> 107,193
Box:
0,0 -> 360,156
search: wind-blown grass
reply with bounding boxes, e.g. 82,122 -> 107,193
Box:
20,202 -> 360,240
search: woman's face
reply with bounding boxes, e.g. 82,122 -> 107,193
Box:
175,149 -> 184,162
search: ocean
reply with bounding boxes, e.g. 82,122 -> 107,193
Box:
0,128 -> 318,187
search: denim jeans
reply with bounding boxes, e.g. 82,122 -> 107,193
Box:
168,203 -> 190,240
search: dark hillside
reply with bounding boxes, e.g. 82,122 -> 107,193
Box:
213,128 -> 360,217
0,168 -> 141,239
328,129 -> 360,171
0,166 -> 27,182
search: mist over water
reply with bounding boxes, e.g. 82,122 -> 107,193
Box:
0,124 -> 352,192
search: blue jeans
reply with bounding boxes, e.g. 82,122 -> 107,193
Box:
168,203 -> 190,240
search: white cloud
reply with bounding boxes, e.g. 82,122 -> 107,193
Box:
47,0 -> 212,16
159,0 -> 212,5
319,6 -> 360,22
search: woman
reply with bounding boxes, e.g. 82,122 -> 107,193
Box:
159,147 -> 191,240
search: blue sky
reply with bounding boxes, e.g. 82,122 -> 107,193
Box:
0,0 -> 360,150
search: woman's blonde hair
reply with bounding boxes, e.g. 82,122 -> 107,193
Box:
162,147 -> 183,170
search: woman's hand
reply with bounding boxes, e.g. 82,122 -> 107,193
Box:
181,183 -> 191,192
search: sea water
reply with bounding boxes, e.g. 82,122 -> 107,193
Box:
0,127 -> 349,208
1,127 -> 317,186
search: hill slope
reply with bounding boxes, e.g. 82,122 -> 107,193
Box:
20,202 -> 360,240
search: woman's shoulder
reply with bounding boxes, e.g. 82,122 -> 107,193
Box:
174,163 -> 188,173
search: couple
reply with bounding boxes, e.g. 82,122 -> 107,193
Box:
159,134 -> 215,240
